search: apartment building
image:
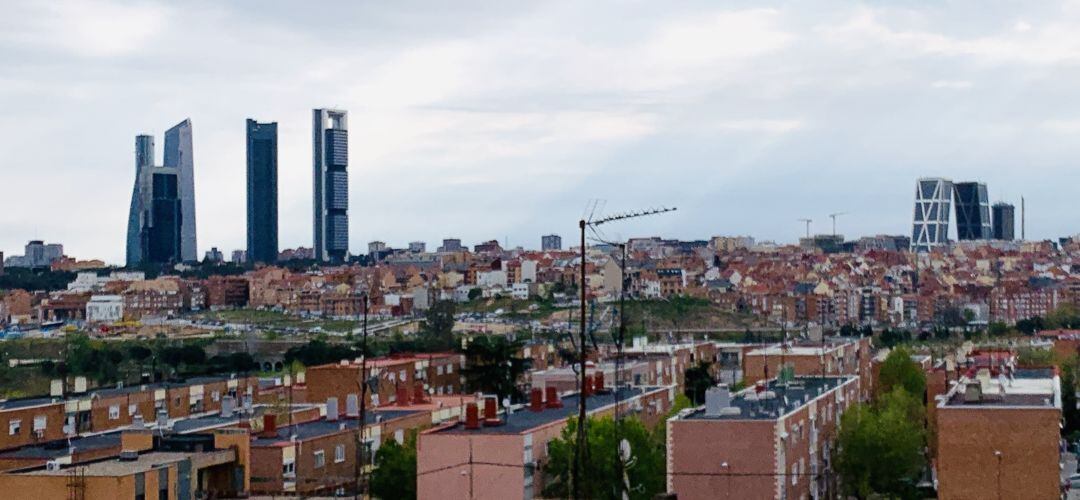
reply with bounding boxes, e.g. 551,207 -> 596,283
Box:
667,376 -> 860,500
743,337 -> 873,400
935,367 -> 1061,500
306,353 -> 464,408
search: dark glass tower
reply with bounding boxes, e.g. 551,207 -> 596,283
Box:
126,119 -> 197,266
992,202 -> 1015,240
246,119 -> 278,264
313,109 -> 349,263
953,182 -> 991,240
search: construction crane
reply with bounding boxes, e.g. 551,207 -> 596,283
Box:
828,212 -> 848,237
798,218 -> 812,239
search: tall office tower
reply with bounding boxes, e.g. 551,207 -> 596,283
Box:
541,234 -> 563,251
126,119 -> 197,266
910,177 -> 953,252
992,202 -> 1016,240
312,109 -> 349,263
953,182 -> 991,240
246,119 -> 278,264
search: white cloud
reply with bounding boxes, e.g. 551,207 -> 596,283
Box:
931,80 -> 973,89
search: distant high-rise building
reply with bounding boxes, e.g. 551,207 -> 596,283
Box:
231,250 -> 247,264
312,109 -> 349,263
246,119 -> 278,264
438,238 -> 463,252
204,247 -> 224,263
992,202 -> 1016,241
541,234 -> 562,251
953,182 -> 991,240
126,119 -> 197,266
911,177 -> 953,252
408,241 -> 426,253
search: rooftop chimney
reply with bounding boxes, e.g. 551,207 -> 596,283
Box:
546,386 -> 563,408
464,403 -> 480,430
483,396 -> 502,426
396,385 -> 410,406
595,371 -> 605,393
413,382 -> 427,404
583,375 -> 594,397
346,394 -> 359,417
530,388 -> 543,412
327,397 -> 339,421
262,414 -> 277,436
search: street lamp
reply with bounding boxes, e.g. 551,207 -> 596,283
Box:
994,450 -> 1003,500
720,461 -> 731,499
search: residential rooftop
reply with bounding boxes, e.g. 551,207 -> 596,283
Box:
251,410 -> 420,446
942,367 -> 1060,408
679,376 -> 854,421
15,450 -> 234,476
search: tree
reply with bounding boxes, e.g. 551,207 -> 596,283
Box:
1016,347 -> 1056,368
283,339 -> 357,367
1015,316 -> 1045,335
987,322 -> 1011,337
876,347 -> 926,400
1048,304 -> 1080,329
878,328 -> 911,348
542,416 -> 665,500
370,431 -> 417,500
459,335 -> 529,403
417,301 -> 456,351
682,362 -> 715,405
1062,357 -> 1080,439
467,288 -> 482,301
836,388 -> 926,499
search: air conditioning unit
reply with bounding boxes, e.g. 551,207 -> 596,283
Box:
33,429 -> 44,439
45,461 -> 61,471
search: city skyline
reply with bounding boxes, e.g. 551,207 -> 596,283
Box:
3,1 -> 1080,264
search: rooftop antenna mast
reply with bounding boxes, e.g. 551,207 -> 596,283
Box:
575,205 -> 676,500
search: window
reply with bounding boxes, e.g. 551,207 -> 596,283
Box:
437,366 -> 444,376
9,419 -> 20,435
395,429 -> 405,444
791,462 -> 799,485
212,391 -> 220,402
109,405 -> 120,420
314,450 -> 326,468
446,364 -> 453,374
129,404 -> 138,416
335,444 -> 346,463
399,370 -> 407,381
282,461 -> 296,478
33,415 -> 46,431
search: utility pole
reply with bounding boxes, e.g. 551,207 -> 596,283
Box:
355,293 -> 369,499
576,206 -> 675,500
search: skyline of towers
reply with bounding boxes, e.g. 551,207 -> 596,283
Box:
246,119 -> 279,265
910,177 -> 953,252
312,108 -> 349,263
126,119 -> 197,266
953,181 -> 991,241
992,202 -> 1016,241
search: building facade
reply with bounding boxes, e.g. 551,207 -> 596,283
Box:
911,177 -> 953,252
247,119 -> 279,265
312,109 -> 349,263
541,234 -> 562,251
126,120 -> 197,266
992,202 -> 1015,241
953,182 -> 991,241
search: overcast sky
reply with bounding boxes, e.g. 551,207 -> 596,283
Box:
2,1 -> 1078,264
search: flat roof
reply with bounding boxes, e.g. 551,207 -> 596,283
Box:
680,376 -> 853,421
251,410 -> 420,446
16,450 -> 233,476
942,368 -> 1059,408
433,386 -> 666,435
0,433 -> 121,460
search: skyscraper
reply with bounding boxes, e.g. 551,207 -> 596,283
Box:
312,109 -> 349,263
992,202 -> 1015,241
953,182 -> 991,240
911,177 -> 953,252
126,119 -> 197,266
246,119 -> 278,264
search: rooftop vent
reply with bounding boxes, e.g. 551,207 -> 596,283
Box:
118,450 -> 139,462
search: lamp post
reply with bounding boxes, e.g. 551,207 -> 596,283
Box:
994,450 -> 1003,500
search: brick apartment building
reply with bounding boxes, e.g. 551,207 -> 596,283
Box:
667,376 -> 860,500
306,353 -> 464,408
743,337 -> 873,400
935,367 -> 1061,500
417,384 -> 675,499
205,275 -> 250,309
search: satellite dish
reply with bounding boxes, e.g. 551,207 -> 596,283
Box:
619,439 -> 632,462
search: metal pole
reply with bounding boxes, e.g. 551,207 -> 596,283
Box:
576,219 -> 588,500
356,294 -> 369,499
614,242 -> 627,499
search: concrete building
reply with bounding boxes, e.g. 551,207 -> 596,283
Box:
911,177 -> 953,252
541,234 -> 562,251
126,120 -> 197,266
4,241 -> 64,269
408,241 -> 426,253
935,367 -> 1061,500
312,108 -> 349,263
992,202 -> 1016,241
667,376 -> 860,500
85,295 -> 123,323
438,238 -> 464,252
417,385 -> 674,499
247,119 -> 279,265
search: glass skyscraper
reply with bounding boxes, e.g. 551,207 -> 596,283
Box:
910,177 -> 953,252
953,182 -> 991,240
992,202 -> 1015,240
246,119 -> 278,264
126,119 -> 197,266
312,109 -> 349,263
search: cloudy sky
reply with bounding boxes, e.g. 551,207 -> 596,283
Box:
1,0 -> 1078,264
